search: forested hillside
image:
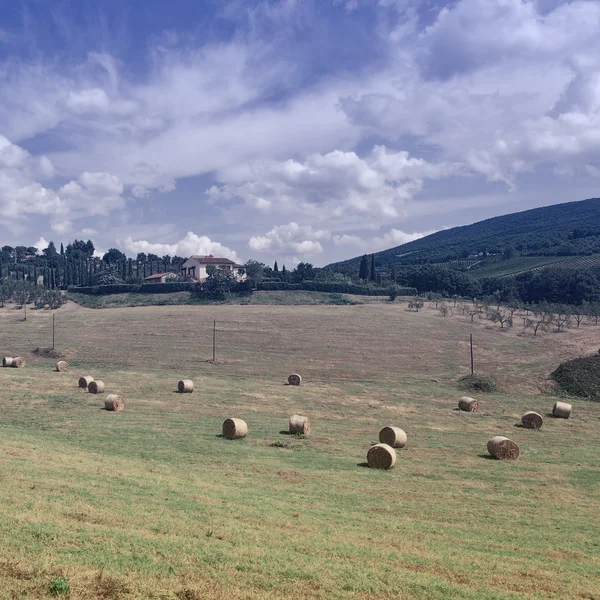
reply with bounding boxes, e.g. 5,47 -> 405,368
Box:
329,197 -> 600,272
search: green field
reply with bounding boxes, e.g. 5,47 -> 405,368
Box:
0,301 -> 599,599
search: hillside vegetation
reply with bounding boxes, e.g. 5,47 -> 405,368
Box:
329,197 -> 600,270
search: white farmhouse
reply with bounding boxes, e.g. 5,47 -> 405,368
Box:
180,255 -> 246,282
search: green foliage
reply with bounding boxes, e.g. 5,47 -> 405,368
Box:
34,290 -> 64,310
92,269 -> 123,286
552,355 -> 600,400
49,576 -> 70,596
244,260 -> 265,287
257,280 -> 417,296
457,374 -> 497,393
201,265 -> 235,299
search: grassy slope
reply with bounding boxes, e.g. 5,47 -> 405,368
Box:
0,302 -> 599,599
68,290 -> 376,309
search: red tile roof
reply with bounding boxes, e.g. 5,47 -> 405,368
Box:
189,256 -> 237,265
144,272 -> 171,280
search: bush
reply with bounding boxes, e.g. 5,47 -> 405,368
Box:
457,373 -> 497,393
49,576 -> 70,596
551,355 -> 600,400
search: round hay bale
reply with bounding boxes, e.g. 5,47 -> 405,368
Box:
288,373 -> 302,386
458,396 -> 479,412
78,375 -> 94,389
222,418 -> 248,440
88,380 -> 105,394
487,436 -> 520,460
289,414 -> 310,435
3,357 -> 13,368
378,426 -> 407,448
56,361 -> 69,373
521,411 -> 543,429
105,394 -> 124,412
367,443 -> 397,469
552,401 -> 572,419
11,357 -> 25,368
178,379 -> 194,393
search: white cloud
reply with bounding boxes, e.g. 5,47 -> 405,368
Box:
249,222 -> 330,256
32,237 -> 49,253
333,227 -> 436,252
123,231 -> 239,261
51,220 -> 73,235
209,146 -> 457,225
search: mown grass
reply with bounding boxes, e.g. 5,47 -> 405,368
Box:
0,302 -> 599,599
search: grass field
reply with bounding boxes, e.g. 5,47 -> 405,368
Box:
0,300 -> 599,599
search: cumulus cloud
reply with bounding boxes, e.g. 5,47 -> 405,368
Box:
249,223 -> 330,256
123,231 -> 239,261
0,135 -> 125,231
33,237 -> 49,253
333,227 -> 437,252
209,146 -> 457,223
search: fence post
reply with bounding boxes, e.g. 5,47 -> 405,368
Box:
470,333 -> 474,375
213,319 -> 216,362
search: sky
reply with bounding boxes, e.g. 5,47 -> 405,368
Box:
1,0 -> 600,266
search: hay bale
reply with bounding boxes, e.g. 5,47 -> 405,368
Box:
367,443 -> 397,469
289,414 -> 310,435
78,375 -> 94,389
11,357 -> 25,368
521,411 -> 543,429
552,401 -> 572,419
222,418 -> 248,440
178,379 -> 194,393
487,436 -> 520,460
288,373 -> 302,386
105,394 -> 124,412
56,361 -> 69,372
378,426 -> 407,448
3,357 -> 13,367
458,396 -> 479,412
88,380 -> 105,394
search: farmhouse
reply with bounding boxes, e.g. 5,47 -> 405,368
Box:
144,272 -> 178,283
180,255 -> 246,282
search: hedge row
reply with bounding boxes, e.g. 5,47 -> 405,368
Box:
69,280 -> 416,297
68,282 -> 195,295
257,281 -> 417,296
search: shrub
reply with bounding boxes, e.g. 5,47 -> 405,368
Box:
551,355 -> 600,400
457,373 -> 497,393
49,576 -> 70,596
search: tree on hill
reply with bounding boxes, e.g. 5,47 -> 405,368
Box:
370,254 -> 376,281
359,255 -> 369,281
244,259 -> 265,288
103,248 -> 126,264
203,265 -> 234,299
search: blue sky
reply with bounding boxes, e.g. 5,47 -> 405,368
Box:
1,0 -> 600,265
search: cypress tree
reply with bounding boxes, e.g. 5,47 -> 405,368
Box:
274,261 -> 279,272
370,254 -> 376,281
359,255 -> 369,281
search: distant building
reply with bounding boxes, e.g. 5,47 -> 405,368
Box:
144,272 -> 178,283
180,255 -> 246,282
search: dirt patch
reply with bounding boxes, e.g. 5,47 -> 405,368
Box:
32,347 -> 77,360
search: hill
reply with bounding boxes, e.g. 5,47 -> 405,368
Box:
328,197 -> 600,274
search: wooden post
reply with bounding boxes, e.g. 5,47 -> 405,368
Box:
470,334 -> 474,375
213,319 -> 216,362
24,303 -> 26,321
52,314 -> 55,350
